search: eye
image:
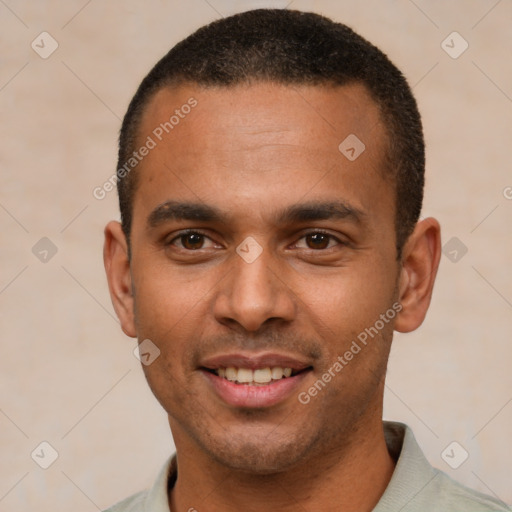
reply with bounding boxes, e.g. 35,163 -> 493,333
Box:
168,230 -> 217,250
295,231 -> 343,250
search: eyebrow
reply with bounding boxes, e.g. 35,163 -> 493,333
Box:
147,199 -> 365,229
275,201 -> 364,224
147,201 -> 224,228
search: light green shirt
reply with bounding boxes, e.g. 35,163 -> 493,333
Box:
104,421 -> 510,511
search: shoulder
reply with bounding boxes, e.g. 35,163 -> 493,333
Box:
102,455 -> 175,512
426,469 -> 511,511
378,422 -> 511,512
102,490 -> 148,512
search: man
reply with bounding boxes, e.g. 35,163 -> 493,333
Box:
102,8 -> 510,512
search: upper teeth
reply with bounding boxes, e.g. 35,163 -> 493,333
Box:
217,367 -> 293,384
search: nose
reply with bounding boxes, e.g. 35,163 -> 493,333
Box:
213,244 -> 296,332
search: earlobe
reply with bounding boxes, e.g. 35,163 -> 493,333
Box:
103,221 -> 137,338
394,218 -> 441,333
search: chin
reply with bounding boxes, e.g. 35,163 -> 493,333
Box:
202,427 -> 319,475
212,446 -> 301,475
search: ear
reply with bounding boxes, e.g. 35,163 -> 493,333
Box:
394,217 -> 441,333
103,221 -> 137,338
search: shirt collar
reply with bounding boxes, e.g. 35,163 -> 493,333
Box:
143,455 -> 176,511
373,421 -> 438,511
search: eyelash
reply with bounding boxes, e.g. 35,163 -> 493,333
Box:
167,229 -> 345,251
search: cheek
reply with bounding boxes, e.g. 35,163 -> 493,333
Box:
293,261 -> 397,347
131,264 -> 210,368
133,258 -> 212,325
132,268 -> 209,409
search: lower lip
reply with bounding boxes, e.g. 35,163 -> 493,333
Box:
201,370 -> 310,408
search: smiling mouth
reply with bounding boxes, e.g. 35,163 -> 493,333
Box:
202,366 -> 312,386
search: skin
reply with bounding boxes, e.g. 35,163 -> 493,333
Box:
104,82 -> 441,511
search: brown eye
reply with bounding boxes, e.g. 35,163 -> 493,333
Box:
305,233 -> 331,249
180,232 -> 205,250
167,230 -> 219,253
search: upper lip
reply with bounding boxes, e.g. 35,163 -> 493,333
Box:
200,352 -> 312,371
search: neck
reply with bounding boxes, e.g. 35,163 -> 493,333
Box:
169,415 -> 395,512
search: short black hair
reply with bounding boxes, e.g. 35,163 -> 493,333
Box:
117,9 -> 424,256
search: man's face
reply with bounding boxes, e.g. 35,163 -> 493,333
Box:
124,82 -> 400,472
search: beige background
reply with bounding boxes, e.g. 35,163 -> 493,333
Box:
1,0 -> 511,510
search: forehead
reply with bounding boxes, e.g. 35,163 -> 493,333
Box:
131,81 -> 392,231
140,81 -> 385,148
